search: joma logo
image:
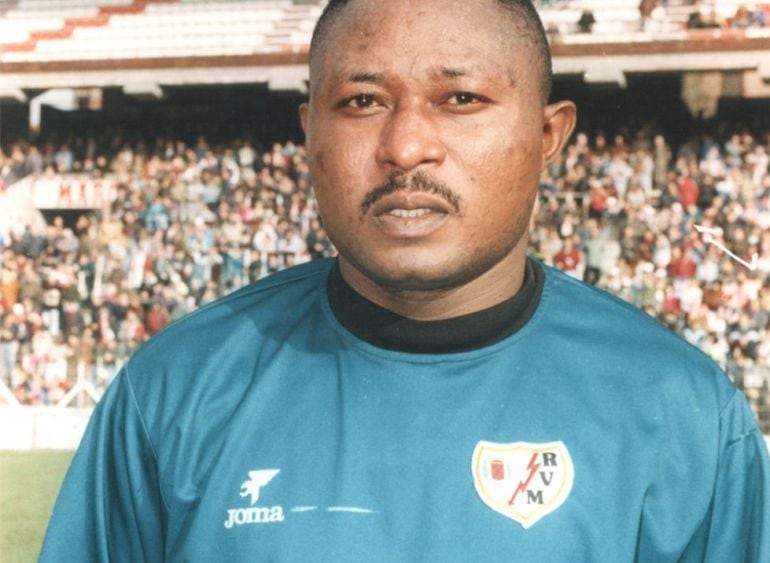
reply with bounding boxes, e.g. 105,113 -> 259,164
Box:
224,469 -> 285,529
224,506 -> 285,528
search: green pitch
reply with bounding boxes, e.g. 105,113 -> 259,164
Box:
0,450 -> 74,563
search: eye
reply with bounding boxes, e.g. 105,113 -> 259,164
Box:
446,92 -> 483,106
341,93 -> 378,109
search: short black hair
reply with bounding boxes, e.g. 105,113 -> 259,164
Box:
308,0 -> 553,102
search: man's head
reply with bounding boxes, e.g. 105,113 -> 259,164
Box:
300,0 -> 576,316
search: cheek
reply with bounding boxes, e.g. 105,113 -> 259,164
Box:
503,140 -> 541,191
454,115 -> 542,183
311,119 -> 362,176
467,137 -> 540,201
461,138 -> 541,241
311,145 -> 329,178
310,146 -> 362,227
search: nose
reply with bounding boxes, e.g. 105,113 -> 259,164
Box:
375,102 -> 446,172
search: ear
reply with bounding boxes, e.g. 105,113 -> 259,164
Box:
299,102 -> 310,135
541,100 -> 577,168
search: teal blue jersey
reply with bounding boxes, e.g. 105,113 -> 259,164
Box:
40,259 -> 770,561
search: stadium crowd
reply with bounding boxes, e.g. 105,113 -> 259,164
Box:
535,0 -> 770,36
0,122 -> 769,430
0,134 -> 335,406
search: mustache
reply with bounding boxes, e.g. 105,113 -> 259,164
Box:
360,171 -> 462,215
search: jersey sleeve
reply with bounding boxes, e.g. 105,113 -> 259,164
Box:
38,367 -> 167,562
682,389 -> 770,562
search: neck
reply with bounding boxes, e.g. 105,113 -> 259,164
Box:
337,247 -> 528,321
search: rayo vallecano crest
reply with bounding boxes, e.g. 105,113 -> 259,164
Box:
472,441 -> 574,529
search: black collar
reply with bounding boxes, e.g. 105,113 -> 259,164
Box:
327,258 -> 543,354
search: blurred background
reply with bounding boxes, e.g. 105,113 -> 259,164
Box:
1,0 -> 770,560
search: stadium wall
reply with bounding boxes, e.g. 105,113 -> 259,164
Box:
0,406 -> 90,450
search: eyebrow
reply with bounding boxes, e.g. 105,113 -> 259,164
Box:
437,67 -> 468,79
349,71 -> 384,83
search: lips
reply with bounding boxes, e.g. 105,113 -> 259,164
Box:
369,192 -> 454,238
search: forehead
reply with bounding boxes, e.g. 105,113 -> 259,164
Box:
337,0 -> 507,40
312,0 -> 530,87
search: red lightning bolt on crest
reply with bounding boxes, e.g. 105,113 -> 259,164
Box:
508,453 -> 541,506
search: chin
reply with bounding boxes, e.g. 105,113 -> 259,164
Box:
349,249 -> 501,293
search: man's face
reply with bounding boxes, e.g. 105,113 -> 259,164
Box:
302,0 -> 574,295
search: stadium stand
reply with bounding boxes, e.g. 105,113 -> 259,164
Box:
0,0 -> 321,62
2,121 -> 770,435
537,0 -> 770,37
0,0 -> 768,442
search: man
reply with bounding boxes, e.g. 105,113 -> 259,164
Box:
41,0 -> 769,561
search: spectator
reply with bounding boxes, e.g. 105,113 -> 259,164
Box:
677,170 -> 700,209
553,235 -> 581,278
577,9 -> 596,33
731,5 -> 752,29
583,220 -> 605,285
